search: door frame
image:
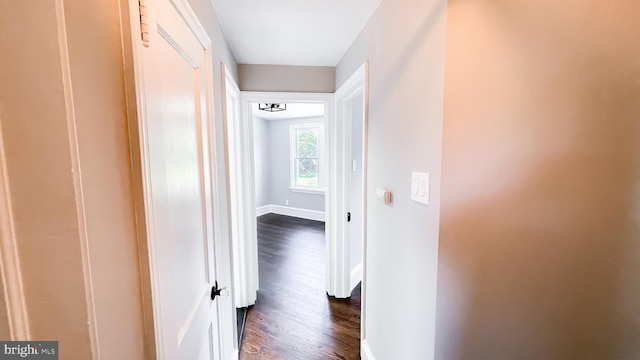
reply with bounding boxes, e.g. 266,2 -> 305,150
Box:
236,91 -> 352,297
0,120 -> 29,341
122,0 -> 236,358
336,62 -> 369,295
220,64 -> 259,308
334,62 -> 370,337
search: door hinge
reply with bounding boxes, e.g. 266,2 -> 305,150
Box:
139,0 -> 150,47
347,212 -> 351,222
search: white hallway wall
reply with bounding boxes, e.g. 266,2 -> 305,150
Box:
336,0 -> 447,358
436,1 -> 640,359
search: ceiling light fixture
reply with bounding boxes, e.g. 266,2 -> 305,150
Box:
259,103 -> 286,112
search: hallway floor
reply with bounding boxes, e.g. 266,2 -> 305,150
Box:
240,214 -> 361,360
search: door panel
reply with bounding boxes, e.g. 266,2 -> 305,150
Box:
141,0 -> 219,358
348,93 -> 365,281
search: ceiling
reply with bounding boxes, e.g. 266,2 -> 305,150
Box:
253,103 -> 324,121
210,0 -> 383,66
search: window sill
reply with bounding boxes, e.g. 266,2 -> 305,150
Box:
289,187 -> 325,195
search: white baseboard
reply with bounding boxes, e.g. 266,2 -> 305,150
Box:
256,204 -> 325,222
350,261 -> 363,292
256,205 -> 271,217
362,339 -> 375,360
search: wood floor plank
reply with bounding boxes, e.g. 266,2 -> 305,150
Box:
240,214 -> 361,360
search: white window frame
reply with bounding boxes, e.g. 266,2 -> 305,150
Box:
289,123 -> 325,194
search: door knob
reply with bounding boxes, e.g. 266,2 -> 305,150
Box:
211,281 -> 227,301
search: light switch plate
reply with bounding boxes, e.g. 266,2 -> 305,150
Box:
411,172 -> 429,205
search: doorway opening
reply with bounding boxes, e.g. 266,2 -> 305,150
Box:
221,91 -> 335,312
245,100 -> 330,347
222,65 -> 369,356
253,101 -> 327,221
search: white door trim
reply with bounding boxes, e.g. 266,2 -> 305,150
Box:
334,63 -> 369,298
55,1 -> 100,355
0,121 -> 30,341
335,62 -> 370,336
221,64 -> 259,308
238,92 -> 342,296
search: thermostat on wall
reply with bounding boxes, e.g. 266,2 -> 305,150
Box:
376,188 -> 392,204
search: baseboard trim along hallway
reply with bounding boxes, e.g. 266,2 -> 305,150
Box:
256,204 -> 325,222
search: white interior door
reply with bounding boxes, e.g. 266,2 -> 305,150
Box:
347,92 -> 365,292
138,1 -> 223,358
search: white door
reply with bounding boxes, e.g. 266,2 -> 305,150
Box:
347,92 -> 365,292
138,0 -> 223,358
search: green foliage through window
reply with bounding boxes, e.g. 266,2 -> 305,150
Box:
293,127 -> 321,188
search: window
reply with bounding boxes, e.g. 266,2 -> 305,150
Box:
290,123 -> 324,192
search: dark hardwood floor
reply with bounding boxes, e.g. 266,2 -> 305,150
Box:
240,214 -> 361,360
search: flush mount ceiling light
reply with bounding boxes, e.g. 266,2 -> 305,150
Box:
259,103 -> 287,112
